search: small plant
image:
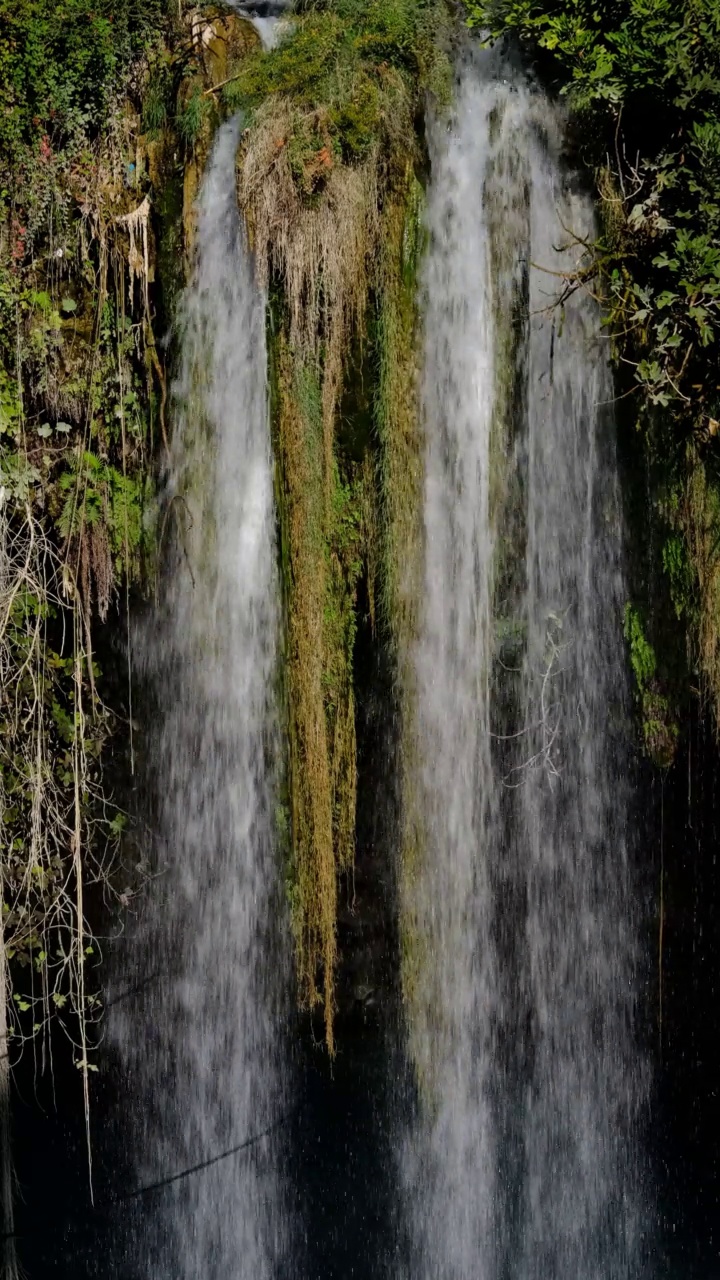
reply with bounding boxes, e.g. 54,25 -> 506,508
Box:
623,603 -> 678,767
177,85 -> 210,146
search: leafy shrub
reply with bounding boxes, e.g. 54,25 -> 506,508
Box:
0,0 -> 164,167
469,0 -> 720,431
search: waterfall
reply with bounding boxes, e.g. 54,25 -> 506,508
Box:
107,117 -> 290,1278
401,52 -> 647,1279
96,51 -> 649,1280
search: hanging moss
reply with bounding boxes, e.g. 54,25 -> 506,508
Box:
275,345 -> 338,1049
372,171 -> 426,1036
274,336 -> 384,1050
237,0 -> 449,1049
375,168 -> 425,656
623,603 -> 679,768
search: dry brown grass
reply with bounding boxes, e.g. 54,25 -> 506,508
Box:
276,345 -> 338,1050
240,98 -> 380,498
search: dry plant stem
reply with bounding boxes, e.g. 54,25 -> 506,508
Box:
501,621 -> 567,789
73,641 -> 93,1202
202,72 -> 243,96
0,889 -> 19,1280
117,274 -> 135,777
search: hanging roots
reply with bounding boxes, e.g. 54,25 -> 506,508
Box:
0,482 -> 131,1210
115,194 -> 151,316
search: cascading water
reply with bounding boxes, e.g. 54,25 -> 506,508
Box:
107,117 -> 290,1278
400,53 -> 498,1280
401,51 -> 648,1279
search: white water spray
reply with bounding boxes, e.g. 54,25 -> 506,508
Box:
402,53 -> 647,1279
108,117 -> 290,1278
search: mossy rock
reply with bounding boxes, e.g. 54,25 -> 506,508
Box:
205,13 -> 260,83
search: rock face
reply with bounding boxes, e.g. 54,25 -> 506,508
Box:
204,12 -> 260,84
180,9 -> 260,261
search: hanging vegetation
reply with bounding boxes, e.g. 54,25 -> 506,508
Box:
232,0 -> 448,1047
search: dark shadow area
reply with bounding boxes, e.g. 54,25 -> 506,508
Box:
289,570 -> 412,1280
12,1027 -> 139,1275
615,350 -> 720,1275
12,572 -> 413,1280
654,705 -> 720,1277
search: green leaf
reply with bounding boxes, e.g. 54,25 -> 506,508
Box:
108,811 -> 128,835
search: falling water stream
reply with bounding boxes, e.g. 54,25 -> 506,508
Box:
402,51 -> 647,1280
108,116 -> 291,1278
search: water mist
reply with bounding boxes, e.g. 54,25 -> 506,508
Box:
107,117 -> 290,1279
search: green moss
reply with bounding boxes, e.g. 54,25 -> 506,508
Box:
642,691 -> 679,769
624,604 -> 657,689
623,602 -> 679,767
226,0 -> 450,179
